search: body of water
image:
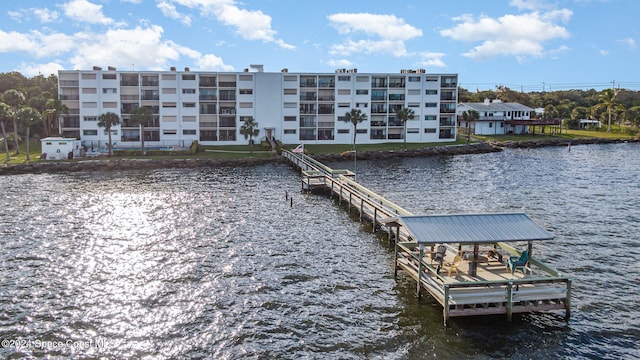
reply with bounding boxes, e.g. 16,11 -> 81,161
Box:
0,143 -> 638,359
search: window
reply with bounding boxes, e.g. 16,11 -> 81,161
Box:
104,88 -> 117,94
162,74 -> 176,81
356,76 -> 369,82
162,102 -> 177,108
338,103 -> 350,108
102,74 -> 116,80
424,128 -> 436,133
284,88 -> 297,95
356,103 -> 368,108
239,89 -> 253,95
182,116 -> 196,122
284,116 -> 296,122
407,89 -> 420,96
338,76 -> 351,81
163,116 -> 177,122
284,75 -> 297,82
239,74 -> 252,81
183,102 -> 196,108
284,129 -> 296,134
424,115 -> 437,121
84,116 -> 97,122
83,129 -> 98,136
81,73 -> 96,80
182,74 -> 196,81
337,89 -> 350,95
426,76 -> 438,82
162,88 -> 176,94
182,88 -> 196,94
425,102 -> 437,107
489,122 -> 493,128
426,89 -> 438,95
408,76 -> 420,82
284,102 -> 297,108
356,89 -> 368,95
82,88 -> 97,94
163,129 -> 177,135
183,129 -> 196,135
407,128 -> 419,133
103,102 -> 117,108
82,102 -> 97,108
337,129 -> 349,134
239,102 -> 253,108
356,129 -> 367,134
408,103 -> 420,108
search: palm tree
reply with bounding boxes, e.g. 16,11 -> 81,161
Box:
129,107 -> 153,155
462,110 -> 479,142
15,107 -> 41,161
239,116 -> 260,154
593,88 -> 624,132
395,107 -> 415,147
340,109 -> 367,151
97,112 -> 120,156
2,89 -> 26,155
42,98 -> 69,137
0,102 -> 11,161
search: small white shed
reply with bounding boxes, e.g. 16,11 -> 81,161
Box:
40,137 -> 83,160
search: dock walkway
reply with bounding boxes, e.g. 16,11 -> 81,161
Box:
282,150 -> 571,325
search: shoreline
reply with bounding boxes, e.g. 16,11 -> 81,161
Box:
0,138 -> 636,176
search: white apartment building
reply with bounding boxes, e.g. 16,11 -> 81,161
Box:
58,66 -> 458,149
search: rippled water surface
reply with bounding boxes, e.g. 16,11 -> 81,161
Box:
1,143 -> 639,359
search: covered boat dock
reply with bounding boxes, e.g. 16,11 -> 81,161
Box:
390,213 -> 571,325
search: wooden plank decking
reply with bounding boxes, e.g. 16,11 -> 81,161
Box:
282,149 -> 571,325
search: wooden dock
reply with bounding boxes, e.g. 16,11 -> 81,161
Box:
282,149 -> 571,325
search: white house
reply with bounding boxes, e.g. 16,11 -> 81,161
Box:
457,99 -> 534,135
40,137 -> 83,160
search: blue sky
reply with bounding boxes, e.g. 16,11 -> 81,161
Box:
0,0 -> 638,91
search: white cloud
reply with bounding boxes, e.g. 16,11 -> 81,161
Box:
32,8 -> 60,23
327,13 -> 422,57
8,11 -> 22,23
440,9 -> 572,60
18,62 -> 65,77
616,37 -> 636,50
163,0 -> 294,49
326,58 -> 354,68
509,0 -> 554,11
0,29 -> 75,57
195,54 -> 234,71
157,0 -> 191,26
61,0 -> 113,25
417,52 -> 446,68
599,49 -> 609,56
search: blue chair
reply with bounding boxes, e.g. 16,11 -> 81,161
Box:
507,250 -> 529,274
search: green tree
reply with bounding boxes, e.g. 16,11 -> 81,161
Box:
340,108 -> 367,151
16,107 -> 41,161
2,89 -> 26,155
239,116 -> 260,154
0,102 -> 11,161
97,112 -> 120,156
593,89 -> 624,132
462,109 -> 479,142
42,98 -> 68,137
627,106 -> 640,128
129,106 -> 153,155
395,107 -> 415,147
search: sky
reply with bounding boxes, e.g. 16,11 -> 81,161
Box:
0,0 -> 638,92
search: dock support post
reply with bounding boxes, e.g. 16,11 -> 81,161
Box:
443,285 -> 450,326
565,279 -> 572,320
507,282 -> 514,322
372,208 -> 377,233
348,193 -> 352,213
417,245 -> 424,299
360,199 -> 363,221
394,243 -> 398,279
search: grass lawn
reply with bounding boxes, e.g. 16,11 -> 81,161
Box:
1,138 -> 42,165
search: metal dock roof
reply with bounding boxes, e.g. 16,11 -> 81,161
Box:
395,213 -> 554,244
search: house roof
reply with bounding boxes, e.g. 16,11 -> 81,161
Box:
459,102 -> 533,112
393,213 -> 554,244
